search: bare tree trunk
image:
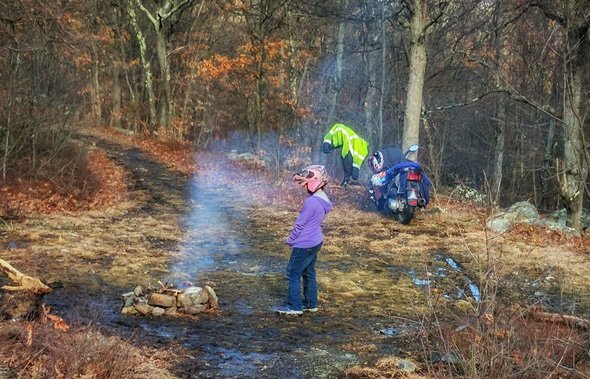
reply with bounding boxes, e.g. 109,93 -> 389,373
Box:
110,62 -> 122,129
287,5 -> 301,113
490,2 -> 506,205
2,51 -> 20,180
378,0 -> 387,149
560,61 -> 588,230
90,41 -> 102,125
540,120 -> 556,208
179,0 -> 206,137
402,0 -> 427,151
156,31 -> 172,132
558,1 -> 589,231
535,0 -> 589,231
491,121 -> 505,202
327,2 -> 346,124
423,114 -> 442,190
127,0 -> 157,134
321,1 -> 348,176
362,3 -> 379,148
2,128 -> 9,181
254,38 -> 266,152
132,0 -> 195,135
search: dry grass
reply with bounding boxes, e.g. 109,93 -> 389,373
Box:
0,321 -> 178,379
347,356 -> 426,378
308,188 -> 589,378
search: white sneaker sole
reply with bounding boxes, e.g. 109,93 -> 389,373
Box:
276,310 -> 303,316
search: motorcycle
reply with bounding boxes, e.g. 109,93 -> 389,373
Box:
369,144 -> 430,225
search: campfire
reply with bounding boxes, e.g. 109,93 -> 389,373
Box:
121,281 -> 218,317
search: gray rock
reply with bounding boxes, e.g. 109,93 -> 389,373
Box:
133,303 -> 153,315
536,218 -> 579,235
396,359 -> 418,372
486,216 -> 512,233
177,287 -> 209,308
379,327 -> 401,336
550,208 -> 568,227
121,292 -> 136,307
151,307 -> 166,317
148,293 -> 176,308
440,352 -> 461,364
164,307 -> 178,316
184,304 -> 209,315
204,285 -> 219,309
133,285 -> 143,297
487,201 -> 540,232
508,201 -> 539,220
549,208 -> 589,233
430,352 -> 461,365
121,306 -> 138,315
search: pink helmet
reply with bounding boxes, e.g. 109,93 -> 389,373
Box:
293,165 -> 329,193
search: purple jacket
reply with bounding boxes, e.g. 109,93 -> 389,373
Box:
285,191 -> 332,248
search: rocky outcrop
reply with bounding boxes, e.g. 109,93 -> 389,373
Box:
487,201 -> 589,235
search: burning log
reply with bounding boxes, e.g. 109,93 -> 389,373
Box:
121,283 -> 218,317
0,259 -> 52,320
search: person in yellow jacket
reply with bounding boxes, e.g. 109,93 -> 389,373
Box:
322,123 -> 369,187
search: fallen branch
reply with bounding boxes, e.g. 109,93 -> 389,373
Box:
0,259 -> 52,294
530,309 -> 590,331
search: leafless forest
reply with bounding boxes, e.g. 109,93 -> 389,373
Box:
1,0 -> 588,228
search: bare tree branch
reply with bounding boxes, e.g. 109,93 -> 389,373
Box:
134,0 -> 158,28
424,89 -> 508,114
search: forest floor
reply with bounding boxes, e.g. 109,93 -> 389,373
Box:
0,128 -> 589,378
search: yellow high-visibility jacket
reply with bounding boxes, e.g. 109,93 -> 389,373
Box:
323,123 -> 369,170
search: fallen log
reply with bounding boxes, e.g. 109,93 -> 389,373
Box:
0,259 -> 52,320
529,309 -> 590,331
0,259 -> 51,293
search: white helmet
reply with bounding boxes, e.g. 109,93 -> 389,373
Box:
368,151 -> 384,173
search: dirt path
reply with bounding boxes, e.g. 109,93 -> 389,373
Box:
3,134 -> 589,378
1,135 -> 422,378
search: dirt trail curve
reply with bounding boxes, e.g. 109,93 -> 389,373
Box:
18,133 -> 408,378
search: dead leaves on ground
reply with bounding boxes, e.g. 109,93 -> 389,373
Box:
41,305 -> 69,332
509,223 -> 590,254
0,149 -> 128,217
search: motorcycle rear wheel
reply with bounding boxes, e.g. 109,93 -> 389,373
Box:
397,204 -> 415,224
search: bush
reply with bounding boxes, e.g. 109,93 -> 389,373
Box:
0,120 -> 104,216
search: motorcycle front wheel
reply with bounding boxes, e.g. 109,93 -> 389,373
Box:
397,204 -> 415,225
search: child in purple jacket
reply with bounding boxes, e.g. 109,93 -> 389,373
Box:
276,165 -> 332,316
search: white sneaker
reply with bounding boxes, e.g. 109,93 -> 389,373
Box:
275,306 -> 303,316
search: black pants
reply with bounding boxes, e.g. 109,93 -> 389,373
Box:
341,153 -> 353,181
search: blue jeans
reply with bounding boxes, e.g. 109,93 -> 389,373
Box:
286,243 -> 322,311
